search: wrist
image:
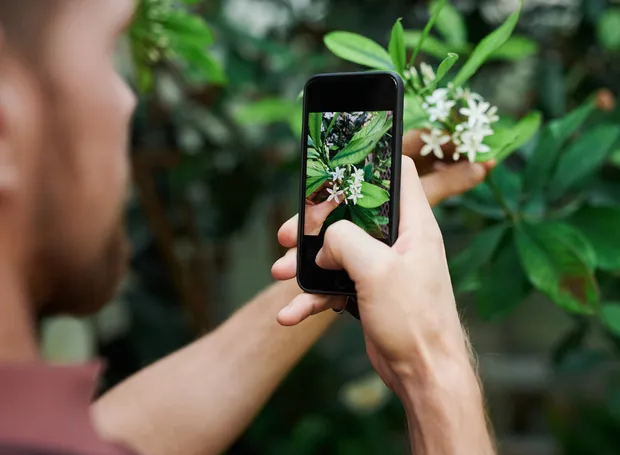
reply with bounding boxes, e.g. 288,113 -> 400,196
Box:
393,344 -> 495,455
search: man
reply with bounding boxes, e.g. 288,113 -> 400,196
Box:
0,1 -> 496,454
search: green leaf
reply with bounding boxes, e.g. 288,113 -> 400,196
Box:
548,125 -> 620,200
389,19 -> 406,75
597,9 -> 620,52
601,304 -> 620,337
488,35 -> 539,61
569,206 -> 620,271
357,182 -> 390,209
325,112 -> 340,138
487,165 -> 522,211
330,117 -> 392,167
450,223 -> 508,291
482,111 -> 542,162
162,11 -> 214,46
306,160 -> 328,177
358,110 -> 389,137
308,112 -> 323,153
172,42 -> 227,84
289,105 -> 303,140
453,0 -> 523,87
403,31 -> 453,60
235,99 -> 299,124
349,206 -> 382,236
307,148 -> 321,161
324,32 -> 394,70
433,0 -> 468,47
363,163 -> 374,182
306,175 -> 329,197
403,94 -> 428,131
409,0 -> 447,66
476,233 -> 531,321
515,222 -> 599,314
429,53 -> 459,89
523,98 -> 596,195
376,216 -> 389,226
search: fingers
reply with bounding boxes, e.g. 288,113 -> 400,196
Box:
278,215 -> 298,249
420,160 -> 495,207
304,198 -> 340,236
402,130 -> 424,160
271,247 -> 297,281
403,130 -> 455,176
315,220 -> 393,281
277,293 -> 346,326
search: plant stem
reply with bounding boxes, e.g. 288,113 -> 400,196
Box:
486,172 -> 517,223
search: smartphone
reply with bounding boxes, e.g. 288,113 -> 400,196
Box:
297,71 -> 404,296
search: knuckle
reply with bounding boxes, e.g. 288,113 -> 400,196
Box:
324,219 -> 350,242
366,252 -> 399,281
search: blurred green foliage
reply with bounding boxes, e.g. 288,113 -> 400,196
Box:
104,1 -> 620,454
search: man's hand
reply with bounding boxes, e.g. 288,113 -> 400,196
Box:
282,157 -> 495,454
272,130 -> 495,325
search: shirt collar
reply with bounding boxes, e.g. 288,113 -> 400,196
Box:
0,362 -> 124,455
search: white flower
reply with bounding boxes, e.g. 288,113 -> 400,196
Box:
407,67 -> 421,86
351,165 -> 365,183
448,82 -> 465,99
420,128 -> 451,159
347,185 -> 364,205
460,99 -> 494,127
427,102 -> 455,123
423,88 -> 456,123
348,179 -> 362,193
469,123 -> 494,139
456,130 -> 491,163
486,105 -> 500,123
326,184 -> 344,203
425,88 -> 449,105
330,166 -> 345,182
420,62 -> 436,84
452,152 -> 460,161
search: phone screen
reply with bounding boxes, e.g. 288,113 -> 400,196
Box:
297,73 -> 403,296
304,111 -> 394,241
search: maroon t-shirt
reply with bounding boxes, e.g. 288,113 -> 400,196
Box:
0,363 -> 137,455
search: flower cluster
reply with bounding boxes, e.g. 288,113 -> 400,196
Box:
406,63 -> 500,163
326,165 -> 365,206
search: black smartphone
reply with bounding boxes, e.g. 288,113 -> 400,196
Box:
297,71 -> 404,296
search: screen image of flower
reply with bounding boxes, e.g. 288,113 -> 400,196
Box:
305,111 -> 393,240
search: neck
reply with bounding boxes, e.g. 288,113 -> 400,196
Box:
0,262 -> 38,362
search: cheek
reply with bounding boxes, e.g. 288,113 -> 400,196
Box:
50,62 -> 135,241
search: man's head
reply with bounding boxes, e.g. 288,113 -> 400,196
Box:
0,0 -> 136,315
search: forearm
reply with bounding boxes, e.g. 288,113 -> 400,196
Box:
92,279 -> 336,455
398,353 -> 495,455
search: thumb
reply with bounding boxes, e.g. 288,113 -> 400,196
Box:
305,199 -> 339,235
315,220 -> 394,282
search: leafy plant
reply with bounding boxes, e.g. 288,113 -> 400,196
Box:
452,96 -> 620,324
323,0 -> 538,165
306,111 -> 393,238
129,0 -> 226,93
